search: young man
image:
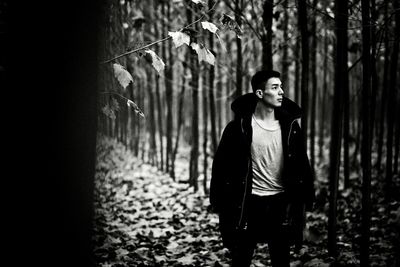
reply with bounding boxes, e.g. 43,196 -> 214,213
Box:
210,70 -> 315,267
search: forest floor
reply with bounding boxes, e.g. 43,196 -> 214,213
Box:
93,136 -> 400,267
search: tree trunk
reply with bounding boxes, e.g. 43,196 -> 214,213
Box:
319,27 -> 328,161
297,0 -> 309,146
294,38 -> 301,104
370,0 -> 378,149
162,2 -> 174,174
360,0 -> 372,264
203,71 -> 209,195
235,0 -> 243,97
281,0 -> 290,95
310,0 -> 317,169
208,0 -> 218,156
342,4 -> 350,189
171,62 -> 188,180
385,0 -> 400,200
262,0 -> 273,70
148,70 -> 157,166
188,6 -> 199,192
328,0 -> 347,259
217,65 -> 223,138
394,102 -> 400,174
154,14 -> 164,171
376,4 -> 390,172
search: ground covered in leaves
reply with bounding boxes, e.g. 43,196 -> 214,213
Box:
93,136 -> 400,267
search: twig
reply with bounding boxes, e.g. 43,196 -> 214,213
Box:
100,1 -> 218,64
100,91 -> 131,102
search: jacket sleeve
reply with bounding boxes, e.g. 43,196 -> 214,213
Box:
210,121 -> 235,212
294,121 -> 315,211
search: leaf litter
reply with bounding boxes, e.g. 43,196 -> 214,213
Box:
93,136 -> 400,266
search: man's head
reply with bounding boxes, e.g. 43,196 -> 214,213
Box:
251,70 -> 284,108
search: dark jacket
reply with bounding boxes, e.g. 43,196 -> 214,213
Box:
210,93 -> 315,249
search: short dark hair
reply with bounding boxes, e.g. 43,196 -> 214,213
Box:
251,70 -> 281,92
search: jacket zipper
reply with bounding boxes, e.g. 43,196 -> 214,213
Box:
238,118 -> 250,229
238,157 -> 251,229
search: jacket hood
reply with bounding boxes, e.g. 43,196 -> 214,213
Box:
231,93 -> 302,121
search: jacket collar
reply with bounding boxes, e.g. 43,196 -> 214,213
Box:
231,93 -> 302,123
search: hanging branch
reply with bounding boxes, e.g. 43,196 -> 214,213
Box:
101,1 -> 219,64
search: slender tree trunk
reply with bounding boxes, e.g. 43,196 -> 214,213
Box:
342,4 -> 350,189
376,6 -> 390,172
281,0 -> 290,93
310,0 -> 317,169
171,62 -> 188,180
208,0 -> 217,155
294,38 -> 301,104
370,0 -> 378,149
319,28 -> 328,161
235,0 -> 243,97
385,0 -> 400,200
262,0 -> 273,70
162,2 -> 174,174
297,0 -> 309,146
217,65 -> 223,138
343,75 -> 350,189
352,105 -> 362,168
188,6 -> 199,192
148,71 -> 157,166
394,103 -> 400,174
360,0 -> 372,264
154,14 -> 164,171
328,0 -> 347,259
203,71 -> 209,195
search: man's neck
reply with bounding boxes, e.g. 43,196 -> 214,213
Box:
254,102 -> 276,122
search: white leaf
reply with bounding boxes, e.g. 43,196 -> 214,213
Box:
113,63 -> 133,89
127,99 -> 145,117
190,43 -> 215,66
201,21 -> 219,33
168,31 -> 190,48
145,49 -> 165,73
191,0 -> 205,5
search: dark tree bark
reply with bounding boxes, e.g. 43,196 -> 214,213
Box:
162,2 -> 174,174
208,0 -> 218,156
171,62 -> 188,180
217,64 -> 223,138
235,0 -> 243,97
188,6 -> 199,192
376,3 -> 390,172
203,71 -> 209,195
294,37 -> 301,104
297,0 -> 309,147
370,0 -> 379,147
385,0 -> 400,200
154,13 -> 164,171
145,0 -> 157,166
360,0 -> 372,264
328,0 -> 347,259
262,0 -> 273,70
310,0 -> 317,169
319,27 -> 329,161
394,103 -> 400,174
281,0 -> 290,93
341,4 -> 350,190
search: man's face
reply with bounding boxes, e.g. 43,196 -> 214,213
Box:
256,77 -> 284,108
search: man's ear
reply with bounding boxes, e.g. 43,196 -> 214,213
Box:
255,89 -> 263,98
